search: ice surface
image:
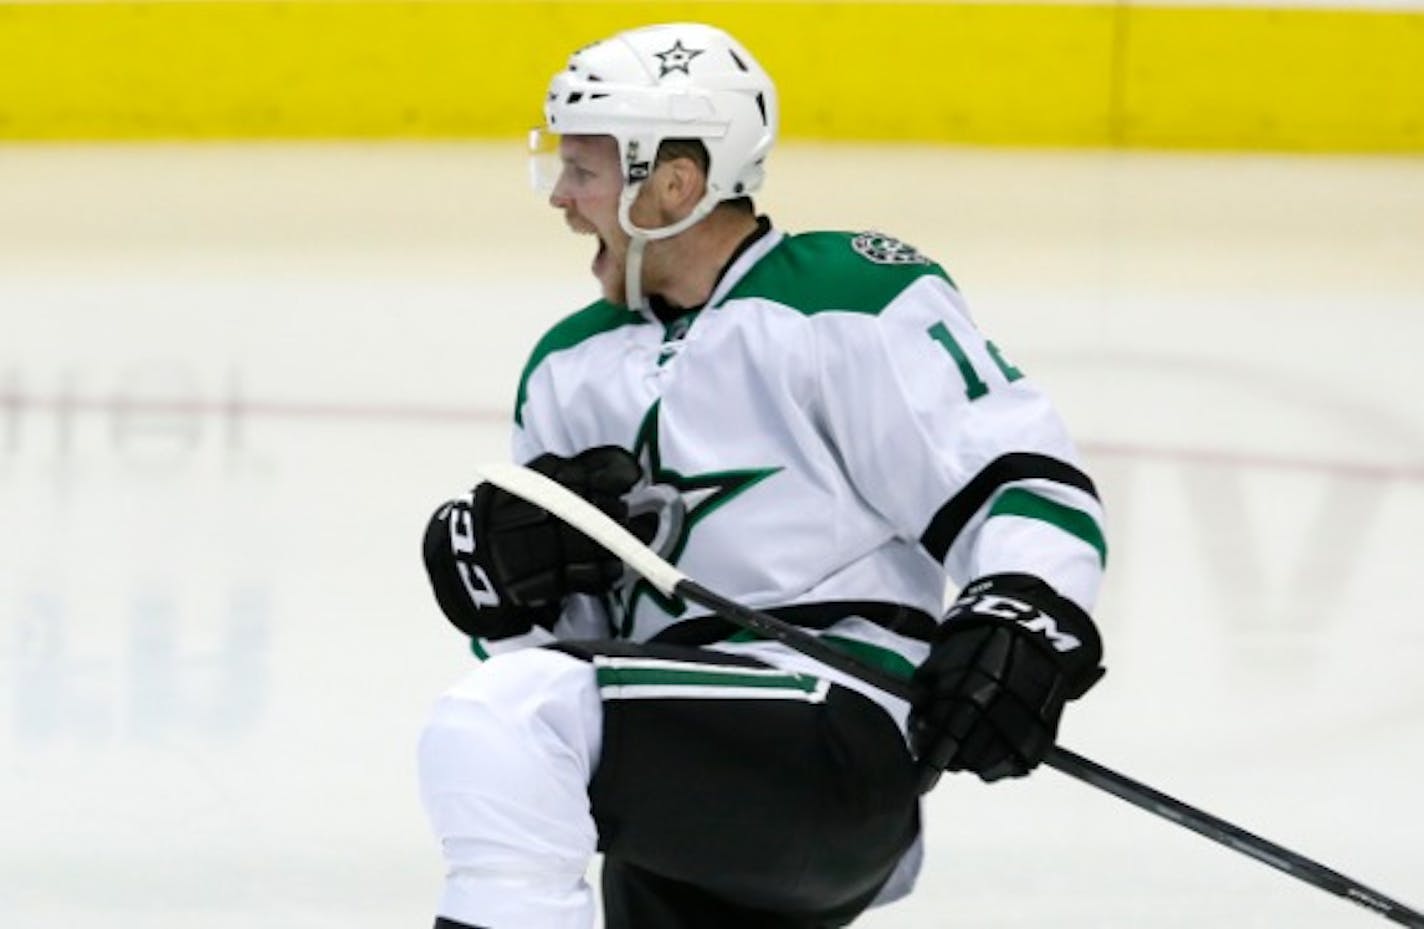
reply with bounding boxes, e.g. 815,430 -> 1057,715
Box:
2,141 -> 1421,927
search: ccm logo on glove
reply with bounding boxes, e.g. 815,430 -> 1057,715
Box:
955,586 -> 1084,654
440,496 -> 501,609
422,446 -> 644,640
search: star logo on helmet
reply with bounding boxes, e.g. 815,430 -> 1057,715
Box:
654,40 -> 704,77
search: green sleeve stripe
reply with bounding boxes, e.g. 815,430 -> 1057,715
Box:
920,453 -> 1098,564
988,487 -> 1108,567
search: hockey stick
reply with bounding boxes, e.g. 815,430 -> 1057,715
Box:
475,461 -> 1424,928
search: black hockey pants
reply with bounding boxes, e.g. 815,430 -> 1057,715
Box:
560,640 -> 921,929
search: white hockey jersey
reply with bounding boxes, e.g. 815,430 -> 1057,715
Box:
487,224 -> 1106,725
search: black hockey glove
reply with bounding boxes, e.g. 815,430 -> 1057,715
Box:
910,573 -> 1105,789
422,446 -> 643,640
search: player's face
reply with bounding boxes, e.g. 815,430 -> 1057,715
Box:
549,135 -> 633,304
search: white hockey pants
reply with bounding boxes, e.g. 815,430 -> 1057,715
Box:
418,648 -> 603,929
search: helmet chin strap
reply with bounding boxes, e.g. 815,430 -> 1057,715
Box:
618,183 -> 721,319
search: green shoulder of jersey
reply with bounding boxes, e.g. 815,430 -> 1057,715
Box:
512,231 -> 956,424
718,230 -> 956,316
514,299 -> 642,426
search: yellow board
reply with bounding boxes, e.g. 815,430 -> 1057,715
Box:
1123,6 -> 1424,151
0,1 -> 1421,150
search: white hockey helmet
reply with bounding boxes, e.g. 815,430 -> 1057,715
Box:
539,23 -> 777,312
542,22 -> 778,216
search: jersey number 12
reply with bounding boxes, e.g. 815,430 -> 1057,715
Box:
927,321 -> 1024,401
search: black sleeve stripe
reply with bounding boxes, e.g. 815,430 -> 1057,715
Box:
919,452 -> 1100,563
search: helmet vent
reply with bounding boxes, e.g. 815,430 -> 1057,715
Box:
728,49 -> 750,72
755,92 -> 768,125
567,92 -> 584,104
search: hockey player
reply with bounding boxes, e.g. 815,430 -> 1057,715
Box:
418,22 -> 1108,929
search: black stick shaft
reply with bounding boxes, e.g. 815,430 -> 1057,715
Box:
1046,747 -> 1424,927
674,578 -> 1424,928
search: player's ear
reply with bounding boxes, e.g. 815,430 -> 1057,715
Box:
656,156 -> 705,220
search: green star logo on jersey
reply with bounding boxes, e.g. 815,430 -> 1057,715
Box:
616,401 -> 779,633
